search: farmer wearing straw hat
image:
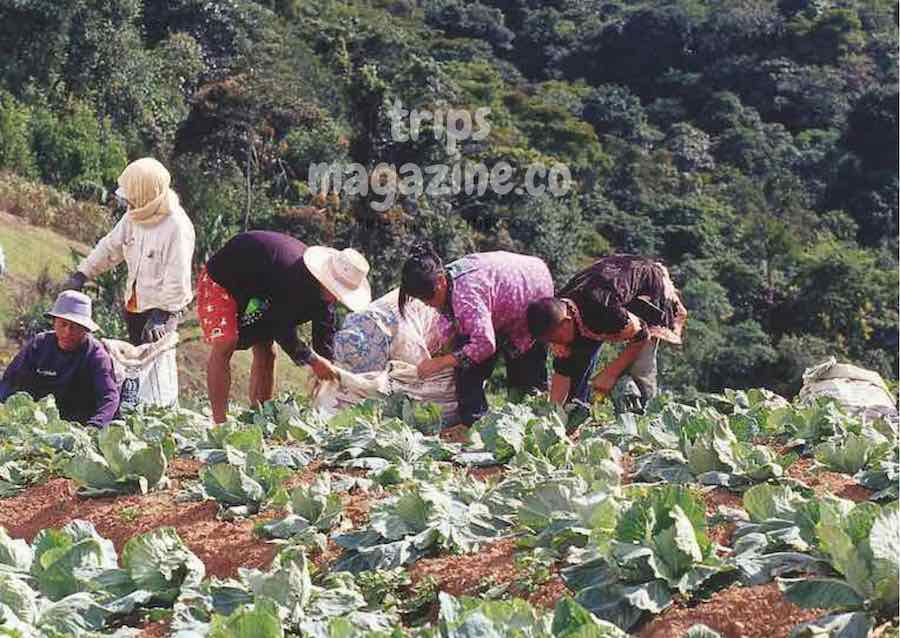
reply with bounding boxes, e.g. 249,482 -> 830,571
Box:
0,291 -> 120,427
62,157 -> 196,346
199,230 -> 371,423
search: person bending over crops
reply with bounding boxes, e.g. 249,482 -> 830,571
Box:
399,243 -> 553,426
527,255 -> 687,413
0,291 -> 119,426
333,288 -> 446,374
62,157 -> 196,346
312,288 -> 459,424
199,231 -> 371,423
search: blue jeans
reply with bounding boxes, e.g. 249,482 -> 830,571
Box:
570,340 -> 659,413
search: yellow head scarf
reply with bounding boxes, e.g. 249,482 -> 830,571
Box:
117,157 -> 177,225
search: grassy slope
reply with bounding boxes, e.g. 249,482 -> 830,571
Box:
0,211 -> 86,330
0,210 -> 308,401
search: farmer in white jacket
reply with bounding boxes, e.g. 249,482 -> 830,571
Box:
62,157 -> 195,345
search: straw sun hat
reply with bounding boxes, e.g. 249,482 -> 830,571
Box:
303,246 -> 372,312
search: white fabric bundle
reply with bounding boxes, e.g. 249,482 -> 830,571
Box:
313,289 -> 457,423
102,332 -> 179,409
799,357 -> 896,422
312,361 -> 457,423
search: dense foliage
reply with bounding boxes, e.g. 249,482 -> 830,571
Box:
0,0 -> 896,396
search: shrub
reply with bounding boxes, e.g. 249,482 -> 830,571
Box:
0,172 -> 111,244
0,91 -> 36,178
29,99 -> 127,193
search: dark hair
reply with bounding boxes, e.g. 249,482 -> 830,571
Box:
527,297 -> 567,339
399,243 -> 445,317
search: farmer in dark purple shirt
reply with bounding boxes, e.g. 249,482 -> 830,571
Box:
198,231 -> 372,423
0,291 -> 120,427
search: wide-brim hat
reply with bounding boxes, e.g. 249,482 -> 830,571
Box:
45,290 -> 100,332
303,246 -> 372,313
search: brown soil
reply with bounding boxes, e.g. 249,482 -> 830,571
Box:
283,460 -> 325,490
528,574 -> 569,609
708,523 -> 737,549
702,487 -> 743,514
137,621 -> 170,637
785,459 -> 873,501
408,538 -> 569,609
410,538 -> 520,596
309,538 -> 343,570
167,458 -> 203,480
753,437 -> 795,457
331,468 -> 371,479
440,424 -> 470,445
638,583 -> 824,638
343,492 -> 372,528
621,453 -> 636,484
467,465 -> 506,481
701,488 -> 741,549
0,478 -> 277,578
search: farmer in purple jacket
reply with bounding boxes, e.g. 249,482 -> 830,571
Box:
0,291 -> 120,427
399,244 -> 554,426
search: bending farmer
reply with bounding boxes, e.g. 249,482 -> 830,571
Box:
333,288 -> 445,374
527,255 -> 687,413
400,244 -> 553,426
199,230 -> 371,423
63,157 -> 195,346
0,291 -> 119,427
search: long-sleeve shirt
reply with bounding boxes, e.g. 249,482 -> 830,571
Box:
78,197 -> 195,313
0,332 -> 120,426
554,255 -> 687,378
205,231 -> 336,364
435,252 -> 554,366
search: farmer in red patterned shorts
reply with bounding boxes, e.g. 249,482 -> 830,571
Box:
199,231 -> 371,423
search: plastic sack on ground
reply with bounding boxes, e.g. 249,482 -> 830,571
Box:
317,288 -> 458,425
312,361 -> 458,425
798,357 -> 897,422
102,332 -> 179,409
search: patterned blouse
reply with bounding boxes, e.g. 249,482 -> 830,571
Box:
333,290 -> 442,373
434,252 -> 554,367
558,254 -> 686,343
554,255 -> 688,379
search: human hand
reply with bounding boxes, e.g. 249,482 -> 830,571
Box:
309,353 -> 338,381
591,367 -> 619,396
61,271 -> 88,291
141,309 -> 172,343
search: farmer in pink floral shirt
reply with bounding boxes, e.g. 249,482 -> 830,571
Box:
399,244 -> 554,425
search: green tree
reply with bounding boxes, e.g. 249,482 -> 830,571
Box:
0,91 -> 37,178
582,84 -> 654,144
29,98 -> 127,193
424,0 -> 515,51
500,193 -> 589,283
780,240 -> 898,373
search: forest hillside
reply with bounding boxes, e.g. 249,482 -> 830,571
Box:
0,0 -> 896,397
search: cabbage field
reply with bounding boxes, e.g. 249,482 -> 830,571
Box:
0,388 -> 896,638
